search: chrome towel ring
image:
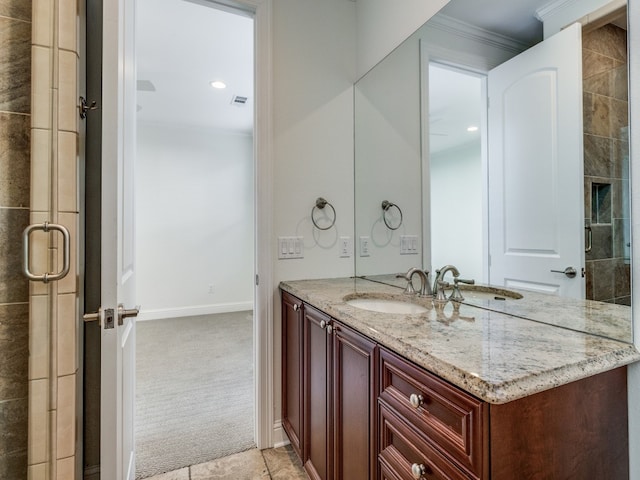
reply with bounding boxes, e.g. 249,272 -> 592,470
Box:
381,200 -> 403,230
311,197 -> 336,230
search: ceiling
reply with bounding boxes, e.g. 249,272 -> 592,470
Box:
136,0 -> 254,133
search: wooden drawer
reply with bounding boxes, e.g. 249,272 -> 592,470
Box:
379,402 -> 470,480
379,348 -> 486,478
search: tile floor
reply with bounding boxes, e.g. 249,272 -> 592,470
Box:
142,445 -> 307,480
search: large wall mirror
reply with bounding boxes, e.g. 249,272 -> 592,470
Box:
354,0 -> 633,342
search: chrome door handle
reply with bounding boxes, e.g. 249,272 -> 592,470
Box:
118,304 -> 140,326
22,222 -> 70,283
550,267 -> 577,278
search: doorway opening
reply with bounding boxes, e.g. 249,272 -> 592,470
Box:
134,0 -> 255,477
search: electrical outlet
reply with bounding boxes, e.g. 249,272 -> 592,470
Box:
359,236 -> 370,257
339,236 -> 352,258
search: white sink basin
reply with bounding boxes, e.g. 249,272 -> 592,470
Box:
346,298 -> 428,314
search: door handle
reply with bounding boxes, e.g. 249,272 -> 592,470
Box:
118,304 -> 140,326
550,267 -> 577,278
22,222 -> 70,283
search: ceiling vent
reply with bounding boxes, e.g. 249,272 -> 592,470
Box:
137,80 -> 156,92
231,95 -> 249,106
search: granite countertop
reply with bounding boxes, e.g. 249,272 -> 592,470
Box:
280,277 -> 640,404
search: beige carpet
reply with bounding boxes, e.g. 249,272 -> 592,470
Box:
135,311 -> 255,479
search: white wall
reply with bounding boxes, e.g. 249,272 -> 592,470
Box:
430,142 -> 484,280
355,0 -> 451,78
271,0 -> 357,435
136,121 -> 254,320
539,0 -> 626,38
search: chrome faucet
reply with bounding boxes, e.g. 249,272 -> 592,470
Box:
432,265 -> 460,302
432,264 -> 475,302
396,267 -> 432,297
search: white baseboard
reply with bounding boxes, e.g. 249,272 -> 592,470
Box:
272,419 -> 290,448
137,302 -> 254,321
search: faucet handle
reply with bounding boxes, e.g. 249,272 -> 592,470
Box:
450,278 -> 475,302
396,273 -> 417,295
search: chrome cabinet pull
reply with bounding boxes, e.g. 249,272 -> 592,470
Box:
409,393 -> 424,409
411,463 -> 427,479
585,225 -> 593,253
22,222 -> 70,283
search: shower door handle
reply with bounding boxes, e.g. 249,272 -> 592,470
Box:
22,222 -> 70,283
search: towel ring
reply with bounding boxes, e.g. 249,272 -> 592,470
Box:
311,197 -> 336,230
381,200 -> 403,230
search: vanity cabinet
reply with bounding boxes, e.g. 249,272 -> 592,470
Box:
282,294 -> 377,480
281,293 -> 629,480
281,291 -> 304,459
378,348 -> 487,479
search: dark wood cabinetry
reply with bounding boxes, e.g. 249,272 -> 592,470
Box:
281,292 -> 630,480
283,294 -> 377,480
281,291 -> 305,459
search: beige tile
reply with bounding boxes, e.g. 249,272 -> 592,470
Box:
58,50 -> 78,133
29,294 -> 49,380
57,293 -> 77,376
32,0 -> 54,47
58,131 -> 78,213
28,462 -> 47,480
56,456 -> 74,480
59,0 -> 77,53
28,379 -> 49,465
262,445 -> 307,479
31,128 -> 52,213
142,468 -> 190,480
56,374 -> 76,459
31,46 -> 53,130
57,212 -> 77,294
191,449 -> 270,480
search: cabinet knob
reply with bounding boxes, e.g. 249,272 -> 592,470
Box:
293,303 -> 300,311
320,320 -> 327,329
411,463 -> 427,479
409,393 -> 424,409
326,325 -> 333,335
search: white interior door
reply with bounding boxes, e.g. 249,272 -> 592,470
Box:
488,23 -> 585,299
100,0 -> 138,478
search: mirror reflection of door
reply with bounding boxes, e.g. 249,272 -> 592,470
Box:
428,8 -> 631,306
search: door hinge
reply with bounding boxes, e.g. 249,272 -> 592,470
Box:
79,96 -> 98,119
256,274 -> 259,286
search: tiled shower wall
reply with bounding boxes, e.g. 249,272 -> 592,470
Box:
0,1 -> 32,478
29,0 -> 81,478
583,22 -> 631,305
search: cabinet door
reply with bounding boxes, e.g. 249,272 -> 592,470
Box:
304,305 -> 333,480
332,322 -> 376,480
281,291 -> 304,459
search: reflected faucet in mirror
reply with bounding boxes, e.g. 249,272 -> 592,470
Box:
433,265 -> 474,303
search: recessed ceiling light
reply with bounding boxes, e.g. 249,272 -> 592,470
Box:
467,125 -> 479,132
210,80 -> 227,89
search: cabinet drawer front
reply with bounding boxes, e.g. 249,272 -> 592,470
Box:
379,403 -> 470,480
379,348 -> 485,477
